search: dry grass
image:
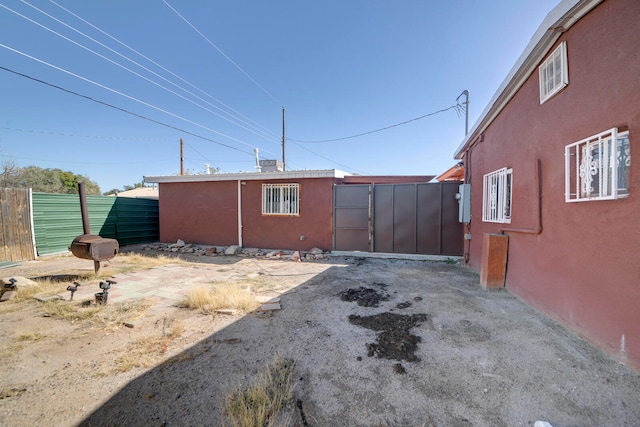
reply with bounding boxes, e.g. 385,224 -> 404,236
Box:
111,318 -> 185,373
16,332 -> 46,341
42,300 -> 101,322
4,253 -> 186,305
225,356 -> 296,427
0,342 -> 25,359
40,298 -> 152,329
12,278 -> 65,302
112,335 -> 173,373
179,283 -> 259,314
115,253 -> 190,273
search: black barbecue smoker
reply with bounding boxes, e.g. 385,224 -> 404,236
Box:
69,183 -> 119,273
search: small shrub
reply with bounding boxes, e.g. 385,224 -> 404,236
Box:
179,284 -> 258,314
225,356 -> 296,427
111,318 -> 185,373
16,332 -> 45,341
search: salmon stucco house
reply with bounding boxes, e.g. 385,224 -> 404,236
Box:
454,0 -> 639,370
143,170 -> 463,256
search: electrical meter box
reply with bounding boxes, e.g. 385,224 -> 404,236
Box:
458,183 -> 471,223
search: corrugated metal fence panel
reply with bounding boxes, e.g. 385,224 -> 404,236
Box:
32,193 -> 159,256
32,193 -> 84,256
0,188 -> 36,262
113,197 -> 159,246
87,195 -> 117,237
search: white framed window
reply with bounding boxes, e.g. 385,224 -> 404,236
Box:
565,128 -> 631,202
482,168 -> 512,223
262,183 -> 300,215
539,41 -> 568,104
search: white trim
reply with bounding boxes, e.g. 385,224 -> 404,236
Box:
145,169 -> 349,184
262,183 -> 300,216
539,41 -> 569,103
482,168 -> 512,223
454,0 -> 604,159
565,128 -> 630,202
29,188 -> 38,259
237,180 -> 243,247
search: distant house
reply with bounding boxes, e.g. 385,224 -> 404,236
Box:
435,163 -> 464,182
143,169 -> 463,256
113,187 -> 159,200
454,0 -> 639,370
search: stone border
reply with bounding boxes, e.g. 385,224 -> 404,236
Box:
138,241 -> 327,262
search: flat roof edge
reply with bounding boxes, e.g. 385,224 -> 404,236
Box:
144,169 -> 350,183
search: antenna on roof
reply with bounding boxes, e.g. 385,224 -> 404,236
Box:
254,148 -> 261,172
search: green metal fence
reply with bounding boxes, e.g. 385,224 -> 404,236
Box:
32,193 -> 159,256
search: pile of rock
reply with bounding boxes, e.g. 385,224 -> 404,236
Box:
139,240 -> 328,262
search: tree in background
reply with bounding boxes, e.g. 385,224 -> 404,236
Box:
0,161 -> 101,194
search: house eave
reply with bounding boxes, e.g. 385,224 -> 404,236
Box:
454,0 -> 603,160
144,169 -> 350,184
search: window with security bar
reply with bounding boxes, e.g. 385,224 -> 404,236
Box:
482,168 -> 512,223
262,183 -> 300,215
539,41 -> 568,104
565,128 -> 630,202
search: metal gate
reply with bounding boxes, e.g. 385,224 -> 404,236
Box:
333,182 -> 463,256
333,184 -> 371,252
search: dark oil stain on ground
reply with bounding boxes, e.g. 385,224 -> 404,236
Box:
339,285 -> 389,307
348,312 -> 429,362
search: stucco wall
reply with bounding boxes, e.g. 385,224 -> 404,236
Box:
158,181 -> 238,246
158,178 -> 335,251
465,0 -> 640,369
241,178 -> 334,251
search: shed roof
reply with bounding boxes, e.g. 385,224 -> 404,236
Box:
454,0 -> 603,159
144,169 -> 350,184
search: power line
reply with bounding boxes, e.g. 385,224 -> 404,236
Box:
4,5 -> 366,174
2,3 -> 278,152
289,141 -> 368,175
47,0 -> 280,143
162,0 -> 283,106
0,153 -> 173,166
0,126 -> 171,141
289,104 -> 463,143
0,64 -> 253,156
0,44 -> 282,158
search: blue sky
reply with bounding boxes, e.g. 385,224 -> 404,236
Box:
0,0 -> 559,192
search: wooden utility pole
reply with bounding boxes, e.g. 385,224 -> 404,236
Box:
281,107 -> 286,171
180,138 -> 184,175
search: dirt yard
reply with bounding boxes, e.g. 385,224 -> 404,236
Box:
0,247 -> 639,427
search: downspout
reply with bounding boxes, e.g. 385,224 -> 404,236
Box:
237,180 -> 243,247
501,158 -> 543,235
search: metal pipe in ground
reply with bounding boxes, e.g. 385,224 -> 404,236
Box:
78,182 -> 91,235
78,182 -> 100,273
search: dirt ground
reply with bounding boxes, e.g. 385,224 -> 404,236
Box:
0,248 -> 639,427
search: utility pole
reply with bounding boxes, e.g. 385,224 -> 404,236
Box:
180,138 -> 184,175
281,107 -> 286,171
457,90 -> 470,135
